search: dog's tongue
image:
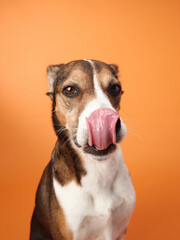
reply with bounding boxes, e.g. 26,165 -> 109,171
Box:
86,108 -> 120,150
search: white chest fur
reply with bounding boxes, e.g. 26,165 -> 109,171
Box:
53,147 -> 136,240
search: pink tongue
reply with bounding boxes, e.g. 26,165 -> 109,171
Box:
86,108 -> 120,150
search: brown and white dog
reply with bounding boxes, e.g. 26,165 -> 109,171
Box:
30,59 -> 136,240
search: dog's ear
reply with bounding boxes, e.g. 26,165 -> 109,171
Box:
109,64 -> 119,77
46,64 -> 65,101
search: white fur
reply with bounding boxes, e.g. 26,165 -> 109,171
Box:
53,147 -> 136,240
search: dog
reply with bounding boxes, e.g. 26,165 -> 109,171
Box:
30,59 -> 136,240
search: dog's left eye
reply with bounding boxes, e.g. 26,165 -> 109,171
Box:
63,86 -> 79,97
108,84 -> 122,96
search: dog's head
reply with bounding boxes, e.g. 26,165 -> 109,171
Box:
47,60 -> 126,160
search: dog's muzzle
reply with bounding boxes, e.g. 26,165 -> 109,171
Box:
86,108 -> 121,150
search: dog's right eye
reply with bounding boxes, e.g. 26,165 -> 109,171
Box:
63,86 -> 80,98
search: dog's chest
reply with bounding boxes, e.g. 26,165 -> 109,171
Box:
53,152 -> 135,240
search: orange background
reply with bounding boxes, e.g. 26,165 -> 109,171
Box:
1,0 -> 180,239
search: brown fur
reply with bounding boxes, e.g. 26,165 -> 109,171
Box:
58,207 -> 73,240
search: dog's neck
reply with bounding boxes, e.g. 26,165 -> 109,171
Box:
51,139 -> 87,186
81,148 -> 121,193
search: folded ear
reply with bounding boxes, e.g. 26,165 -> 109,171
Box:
109,64 -> 119,77
46,64 -> 65,100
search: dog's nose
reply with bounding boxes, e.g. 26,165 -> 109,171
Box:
86,108 -> 120,150
115,118 -> 121,135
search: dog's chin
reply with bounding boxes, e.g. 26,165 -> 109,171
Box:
82,144 -> 116,161
71,138 -> 116,161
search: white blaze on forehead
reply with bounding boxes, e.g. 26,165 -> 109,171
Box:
83,59 -> 114,109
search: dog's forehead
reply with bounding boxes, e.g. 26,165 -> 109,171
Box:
59,60 -> 92,78
56,60 -> 115,87
67,60 -> 94,81
93,60 -> 112,73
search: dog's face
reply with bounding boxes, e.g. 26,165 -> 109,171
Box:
47,60 -> 126,160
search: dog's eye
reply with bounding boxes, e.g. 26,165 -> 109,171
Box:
64,86 -> 76,95
63,86 -> 79,97
108,84 -> 122,96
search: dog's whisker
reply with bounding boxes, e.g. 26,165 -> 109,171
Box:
127,125 -> 149,138
127,130 -> 143,141
56,128 -> 67,135
60,132 -> 78,148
